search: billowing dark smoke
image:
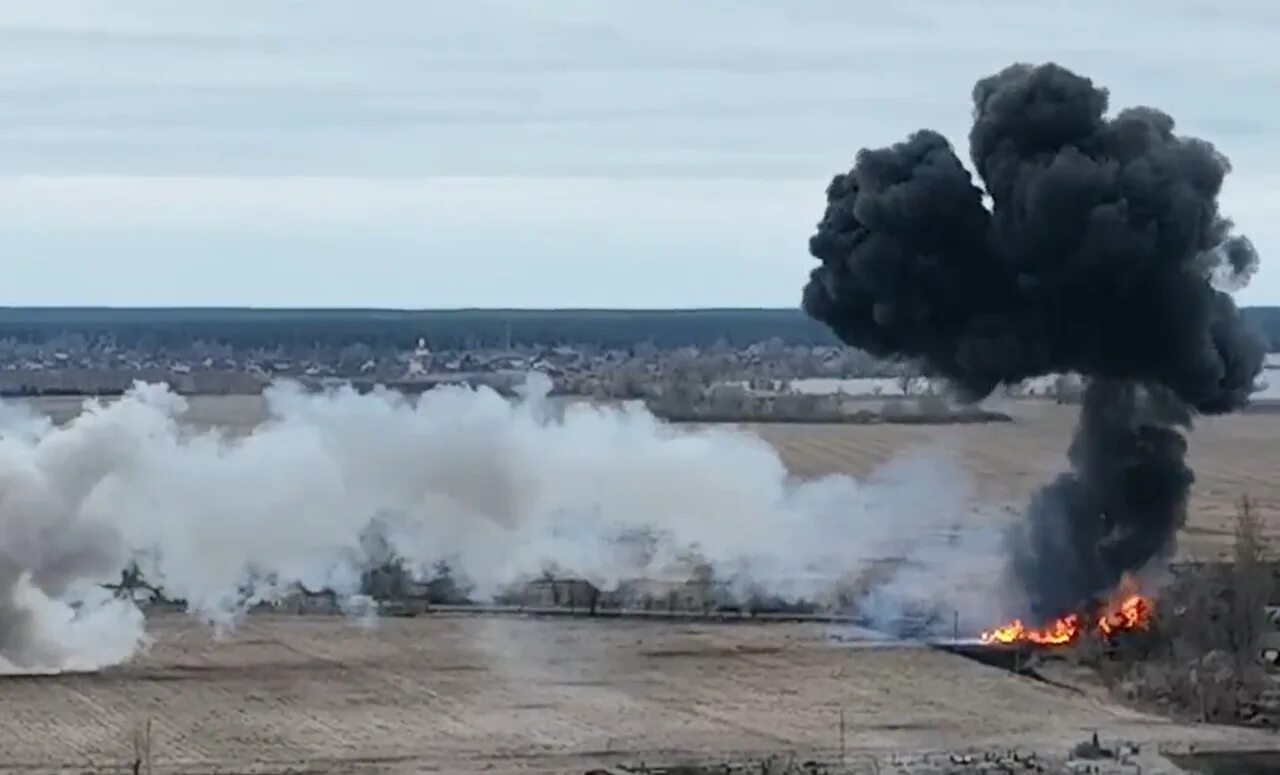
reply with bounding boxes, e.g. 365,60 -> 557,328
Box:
1010,380 -> 1194,618
802,62 -> 1265,620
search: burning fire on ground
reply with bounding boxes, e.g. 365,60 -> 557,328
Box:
981,583 -> 1153,647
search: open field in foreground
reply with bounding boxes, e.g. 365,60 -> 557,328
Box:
1,614 -> 1270,774
749,401 -> 1280,560
19,394 -> 1280,560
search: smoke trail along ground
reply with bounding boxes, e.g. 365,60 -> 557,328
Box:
803,62 -> 1264,620
0,379 -> 999,672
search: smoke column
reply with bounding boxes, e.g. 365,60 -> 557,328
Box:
803,62 -> 1264,620
0,378 -> 1000,672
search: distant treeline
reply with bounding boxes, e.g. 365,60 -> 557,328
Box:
0,306 -> 1277,351
0,307 -> 835,349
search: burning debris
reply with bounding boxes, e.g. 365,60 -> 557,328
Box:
803,62 -> 1264,627
981,583 -> 1153,647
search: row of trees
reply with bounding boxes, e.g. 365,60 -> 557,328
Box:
104,557 -> 474,607
0,308 -> 837,350
1086,495 -> 1279,725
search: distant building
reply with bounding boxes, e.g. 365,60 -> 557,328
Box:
271,586 -> 342,615
608,577 -> 717,613
521,577 -> 600,611
0,368 -> 263,396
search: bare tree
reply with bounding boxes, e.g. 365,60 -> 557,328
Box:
1097,494 -> 1275,722
103,562 -> 163,603
361,556 -> 410,601
426,559 -> 472,605
1230,494 -> 1273,673
897,373 -> 916,396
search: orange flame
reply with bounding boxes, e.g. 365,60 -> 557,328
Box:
980,590 -> 1152,647
1096,594 -> 1151,638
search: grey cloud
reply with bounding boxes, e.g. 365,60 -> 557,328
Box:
0,0 -> 1275,306
0,1 -> 1276,179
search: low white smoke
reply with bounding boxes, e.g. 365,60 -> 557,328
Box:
0,374 -> 1004,672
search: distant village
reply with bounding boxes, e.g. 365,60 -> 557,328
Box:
0,333 -> 1095,421
0,332 -> 887,391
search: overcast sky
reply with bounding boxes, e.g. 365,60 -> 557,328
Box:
0,1 -> 1276,307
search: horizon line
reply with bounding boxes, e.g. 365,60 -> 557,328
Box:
0,306 -> 811,313
0,305 -> 1274,313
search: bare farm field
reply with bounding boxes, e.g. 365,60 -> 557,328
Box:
0,613 -> 1267,774
750,403 -> 1280,561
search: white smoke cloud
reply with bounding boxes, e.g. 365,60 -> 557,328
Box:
0,375 -> 1004,672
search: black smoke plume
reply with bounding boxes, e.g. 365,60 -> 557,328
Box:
802,62 -> 1264,620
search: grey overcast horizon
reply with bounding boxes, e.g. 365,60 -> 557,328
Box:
1,1 -> 1276,308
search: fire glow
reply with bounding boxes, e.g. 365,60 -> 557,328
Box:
980,591 -> 1153,647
